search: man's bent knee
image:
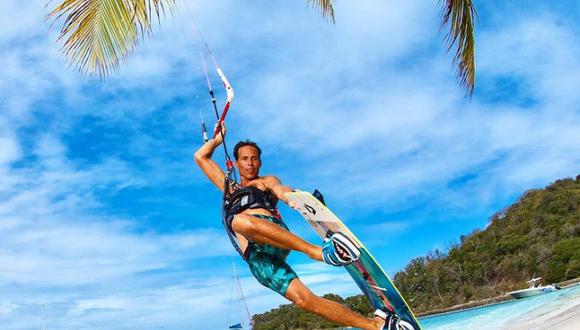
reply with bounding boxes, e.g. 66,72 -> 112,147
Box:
286,285 -> 316,310
231,214 -> 257,235
291,294 -> 313,310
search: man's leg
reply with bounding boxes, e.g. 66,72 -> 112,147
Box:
285,278 -> 382,330
231,214 -> 322,261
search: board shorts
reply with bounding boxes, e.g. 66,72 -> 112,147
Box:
245,214 -> 298,297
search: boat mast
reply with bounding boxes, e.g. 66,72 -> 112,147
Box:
233,262 -> 253,329
41,304 -> 46,330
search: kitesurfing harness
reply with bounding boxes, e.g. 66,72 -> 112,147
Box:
224,186 -> 278,218
222,183 -> 280,259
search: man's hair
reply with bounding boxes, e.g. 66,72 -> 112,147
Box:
233,140 -> 262,160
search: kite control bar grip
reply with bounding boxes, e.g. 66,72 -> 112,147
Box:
212,105 -> 230,138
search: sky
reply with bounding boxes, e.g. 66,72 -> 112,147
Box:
0,0 -> 579,329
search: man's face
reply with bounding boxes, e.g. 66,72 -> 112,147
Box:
236,145 -> 261,179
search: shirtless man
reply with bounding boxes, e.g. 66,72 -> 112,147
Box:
194,125 -> 391,330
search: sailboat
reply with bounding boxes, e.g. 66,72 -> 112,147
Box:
226,262 -> 253,329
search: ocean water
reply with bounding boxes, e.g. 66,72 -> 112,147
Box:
419,283 -> 580,329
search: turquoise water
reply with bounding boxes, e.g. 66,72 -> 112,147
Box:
419,283 -> 580,329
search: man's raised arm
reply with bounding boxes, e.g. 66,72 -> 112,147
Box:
194,124 -> 227,191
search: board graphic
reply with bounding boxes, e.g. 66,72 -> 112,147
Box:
286,191 -> 422,330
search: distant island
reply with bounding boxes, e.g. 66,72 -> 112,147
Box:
252,175 -> 580,330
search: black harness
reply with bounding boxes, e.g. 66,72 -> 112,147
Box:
222,179 -> 278,259
224,186 -> 278,217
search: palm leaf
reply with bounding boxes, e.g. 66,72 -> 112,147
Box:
306,0 -> 335,23
48,0 -> 173,77
441,0 -> 477,96
49,0 -> 477,97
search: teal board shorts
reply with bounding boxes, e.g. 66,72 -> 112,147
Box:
245,214 -> 298,296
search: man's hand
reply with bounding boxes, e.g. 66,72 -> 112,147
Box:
194,121 -> 228,191
288,200 -> 299,210
287,188 -> 301,209
213,121 -> 226,145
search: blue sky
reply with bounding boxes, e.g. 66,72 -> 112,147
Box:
1,0 -> 579,329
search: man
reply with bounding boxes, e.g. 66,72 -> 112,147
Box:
194,124 -> 389,330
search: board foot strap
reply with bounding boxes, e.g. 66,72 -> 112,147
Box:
375,309 -> 416,330
322,233 -> 361,266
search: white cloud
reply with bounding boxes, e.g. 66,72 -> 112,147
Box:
0,127 -> 233,329
0,133 -> 21,165
0,302 -> 18,316
479,15 -> 580,106
0,0 -> 46,43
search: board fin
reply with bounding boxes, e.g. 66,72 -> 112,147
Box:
312,189 -> 326,206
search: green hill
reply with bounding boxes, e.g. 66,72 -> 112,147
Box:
252,175 -> 580,329
395,175 -> 580,311
251,294 -> 370,330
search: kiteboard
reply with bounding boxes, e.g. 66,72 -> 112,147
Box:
285,190 -> 422,330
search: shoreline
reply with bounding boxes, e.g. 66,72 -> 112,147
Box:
417,294 -> 513,318
417,278 -> 580,318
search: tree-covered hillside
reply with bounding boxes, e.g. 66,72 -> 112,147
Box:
252,294 -> 371,330
253,176 -> 580,328
395,176 -> 580,312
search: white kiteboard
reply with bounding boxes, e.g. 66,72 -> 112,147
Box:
285,190 -> 422,330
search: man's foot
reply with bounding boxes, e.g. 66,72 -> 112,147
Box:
374,309 -> 415,330
321,233 -> 361,266
373,314 -> 386,330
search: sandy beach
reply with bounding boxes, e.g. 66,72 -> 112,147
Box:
506,298 -> 580,330
504,283 -> 580,330
419,283 -> 580,330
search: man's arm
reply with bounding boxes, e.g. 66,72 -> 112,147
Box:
264,176 -> 294,204
194,126 -> 227,192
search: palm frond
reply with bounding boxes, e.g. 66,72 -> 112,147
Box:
441,0 -> 477,96
306,0 -> 335,23
48,0 -> 173,77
